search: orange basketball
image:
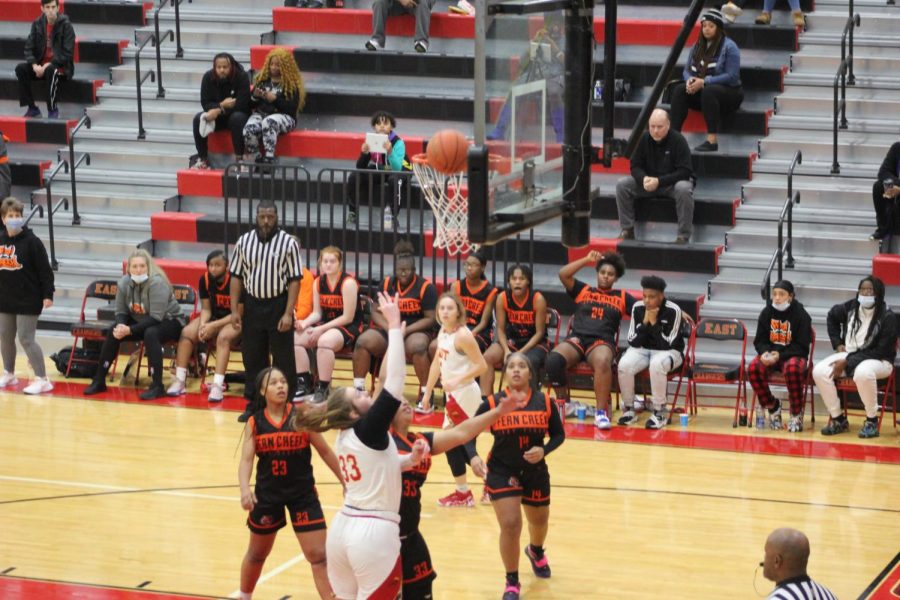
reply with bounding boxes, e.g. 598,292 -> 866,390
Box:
426,129 -> 469,175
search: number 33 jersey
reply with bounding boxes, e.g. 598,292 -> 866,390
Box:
250,405 -> 315,503
335,424 -> 403,516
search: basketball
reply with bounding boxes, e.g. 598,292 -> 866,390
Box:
426,129 -> 469,175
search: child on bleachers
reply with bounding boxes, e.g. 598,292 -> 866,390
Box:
243,48 -> 305,165
166,250 -> 242,402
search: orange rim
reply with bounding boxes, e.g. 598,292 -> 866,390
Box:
413,152 -> 511,175
411,153 -> 429,165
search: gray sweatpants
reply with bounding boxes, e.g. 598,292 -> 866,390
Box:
370,0 -> 436,45
615,176 -> 694,238
0,313 -> 46,377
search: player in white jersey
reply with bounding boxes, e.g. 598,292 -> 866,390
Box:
420,292 -> 489,507
293,292 -> 427,600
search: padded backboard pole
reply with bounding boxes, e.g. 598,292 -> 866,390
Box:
601,0 -> 617,167
473,0 -> 487,145
560,0 -> 595,248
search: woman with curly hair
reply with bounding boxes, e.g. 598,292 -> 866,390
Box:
243,47 -> 305,165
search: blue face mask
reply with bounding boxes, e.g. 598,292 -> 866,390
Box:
858,295 -> 876,308
4,217 -> 25,234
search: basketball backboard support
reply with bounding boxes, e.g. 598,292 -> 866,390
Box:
468,0 -> 597,248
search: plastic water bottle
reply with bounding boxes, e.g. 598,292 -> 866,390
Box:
383,206 -> 393,230
593,80 -> 602,101
755,408 -> 766,430
738,404 -> 748,427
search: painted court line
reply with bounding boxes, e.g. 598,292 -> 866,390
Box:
227,554 -> 306,599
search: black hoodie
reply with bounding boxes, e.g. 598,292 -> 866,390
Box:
199,54 -> 251,114
0,226 -> 55,315
24,13 -> 75,77
753,300 -> 812,361
826,298 -> 897,370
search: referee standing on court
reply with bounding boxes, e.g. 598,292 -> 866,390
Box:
229,199 -> 302,422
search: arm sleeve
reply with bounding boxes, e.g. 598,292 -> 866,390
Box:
543,403 -> 565,455
826,302 -> 847,349
785,311 -> 812,358
660,304 -> 683,348
356,152 -> 372,169
282,237 -> 303,282
274,92 -> 300,117
657,134 -> 693,187
705,41 -> 741,87
626,305 -> 646,346
234,70 -> 252,113
24,21 -> 37,63
145,278 -> 175,322
382,329 -> 406,400
681,61 -> 691,81
353,387 -> 402,449
871,312 -> 897,360
877,142 -> 900,181
388,139 -> 406,172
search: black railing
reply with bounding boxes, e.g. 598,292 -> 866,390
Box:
23,204 -> 44,227
67,110 -> 91,225
134,19 -> 174,139
43,160 -> 72,270
830,13 -> 860,174
761,150 -> 802,301
219,163 -> 536,295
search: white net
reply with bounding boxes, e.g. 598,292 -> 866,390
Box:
412,158 -> 479,256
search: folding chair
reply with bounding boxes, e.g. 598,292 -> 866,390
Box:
684,317 -> 748,427
556,312 -> 623,421
748,327 -> 817,428
832,338 -> 898,432
66,279 -> 119,377
640,312 -> 694,418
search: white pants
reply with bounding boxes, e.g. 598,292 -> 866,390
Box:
442,380 -> 482,429
327,509 -> 401,600
812,352 -> 893,419
617,347 -> 683,411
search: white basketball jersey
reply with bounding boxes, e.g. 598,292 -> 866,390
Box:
437,328 -> 472,387
334,427 -> 402,516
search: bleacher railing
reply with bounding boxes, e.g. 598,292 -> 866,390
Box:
830,13 -> 860,174
760,150 -> 801,301
41,161 -> 72,271
67,111 -> 91,225
221,163 -> 537,295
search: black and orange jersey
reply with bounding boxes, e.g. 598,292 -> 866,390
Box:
568,279 -> 636,344
453,278 -> 498,333
317,271 -> 363,331
390,429 -> 435,536
500,289 -> 547,345
382,274 -> 437,326
249,405 -> 315,503
476,389 -> 565,473
199,272 -> 231,320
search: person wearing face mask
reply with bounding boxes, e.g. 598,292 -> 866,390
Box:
747,280 -> 812,432
814,276 -> 897,439
83,249 -> 186,400
0,197 -> 55,395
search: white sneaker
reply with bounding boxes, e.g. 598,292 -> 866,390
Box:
207,382 -> 224,402
633,399 -> 645,413
23,377 -> 53,395
564,401 -> 578,417
645,410 -> 668,430
721,1 -> 743,23
594,410 -> 612,430
166,379 -> 186,397
0,372 -> 17,387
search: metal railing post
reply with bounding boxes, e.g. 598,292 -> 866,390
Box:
172,0 -> 184,58
67,110 -> 91,225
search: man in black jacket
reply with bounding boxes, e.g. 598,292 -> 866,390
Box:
14,0 -> 75,119
191,53 -> 251,170
616,275 -> 685,429
615,108 -> 694,244
871,141 -> 900,241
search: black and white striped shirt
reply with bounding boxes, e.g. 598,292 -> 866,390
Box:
229,229 -> 303,300
768,576 -> 837,600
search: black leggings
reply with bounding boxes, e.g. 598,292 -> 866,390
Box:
669,83 -> 744,134
446,446 -> 469,478
97,318 -> 184,385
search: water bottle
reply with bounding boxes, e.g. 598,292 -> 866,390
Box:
576,403 -> 586,421
593,80 -> 602,101
755,408 -> 766,430
738,404 -> 748,427
383,206 -> 393,230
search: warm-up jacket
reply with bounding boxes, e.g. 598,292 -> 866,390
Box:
115,274 -> 184,336
24,13 -> 75,76
0,227 -> 55,315
199,55 -> 251,114
826,299 -> 897,367
630,129 -> 693,189
753,301 -> 812,360
626,299 -> 686,354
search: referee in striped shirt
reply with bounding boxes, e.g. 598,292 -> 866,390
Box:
762,528 -> 837,600
229,200 -> 303,422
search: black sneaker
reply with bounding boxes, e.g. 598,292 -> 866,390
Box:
83,380 -> 108,395
694,141 -> 719,152
294,376 -> 314,401
821,417 -> 849,436
524,545 -> 551,578
312,384 -> 329,404
869,230 -> 886,240
139,383 -> 166,401
237,404 -> 254,423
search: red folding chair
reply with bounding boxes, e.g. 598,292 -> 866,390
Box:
832,338 -> 898,432
684,317 -> 748,427
748,326 -> 817,428
66,279 -> 119,378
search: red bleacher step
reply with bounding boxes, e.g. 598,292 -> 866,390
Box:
151,212 -> 202,243
873,254 -> 900,285
177,169 -> 222,198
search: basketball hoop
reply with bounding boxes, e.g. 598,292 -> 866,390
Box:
411,153 -> 508,256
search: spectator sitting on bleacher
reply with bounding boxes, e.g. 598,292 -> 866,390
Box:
191,53 -> 250,171
166,250 -> 242,402
755,0 -> 804,27
616,275 -> 684,430
748,280 -> 812,433
346,111 -> 412,225
365,0 -> 436,53
243,48 -> 305,166
815,276 -> 897,439
14,0 -> 74,119
669,9 -> 743,153
615,108 -> 694,244
870,142 -> 900,241
0,132 -> 10,200
83,249 -> 186,400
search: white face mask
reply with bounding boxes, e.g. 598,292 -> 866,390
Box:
858,295 -> 876,308
131,273 -> 149,284
772,301 -> 791,312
